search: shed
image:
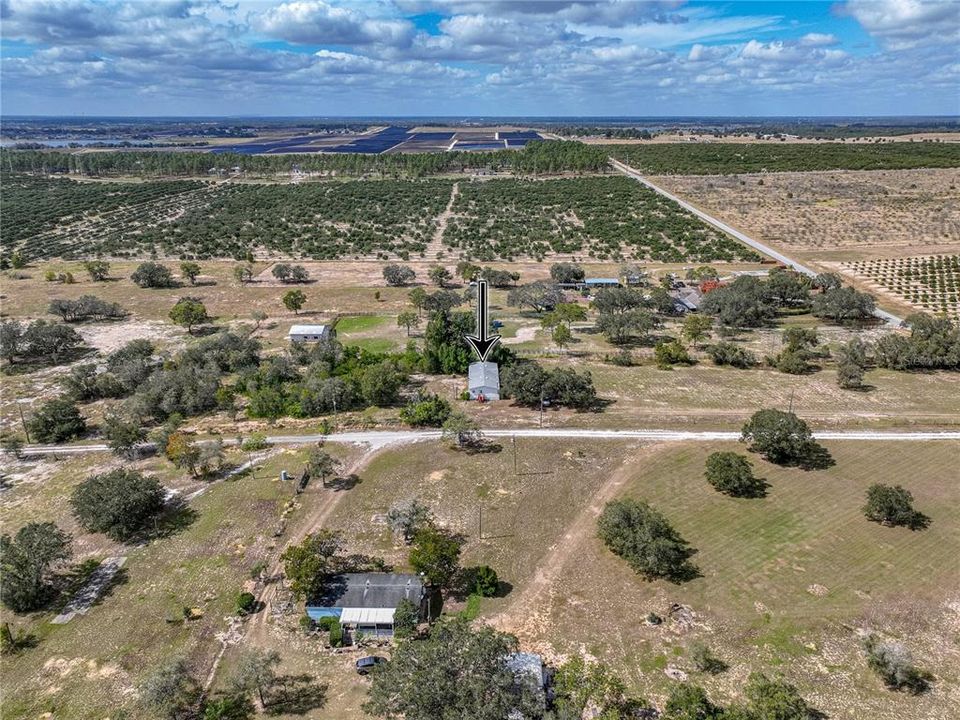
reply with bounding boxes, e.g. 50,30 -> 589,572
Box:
305,573 -> 426,640
288,324 -> 335,342
468,361 -> 500,400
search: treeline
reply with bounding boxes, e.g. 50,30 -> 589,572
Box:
607,142 -> 960,174
0,140 -> 610,179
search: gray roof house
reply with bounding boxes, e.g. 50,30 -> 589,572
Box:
288,324 -> 335,342
305,573 -> 426,639
468,361 -> 500,400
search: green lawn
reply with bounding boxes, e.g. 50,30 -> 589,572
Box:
334,315 -> 388,334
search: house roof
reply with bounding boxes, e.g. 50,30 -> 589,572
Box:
288,324 -> 330,335
310,573 -> 423,610
340,607 -> 396,624
584,278 -> 620,285
468,361 -> 500,390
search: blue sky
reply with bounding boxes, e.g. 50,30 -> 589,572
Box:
1,0 -> 958,117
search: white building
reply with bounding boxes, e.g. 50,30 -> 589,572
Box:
287,324 -> 335,342
468,361 -> 500,400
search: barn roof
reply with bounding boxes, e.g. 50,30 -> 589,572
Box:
288,324 -> 330,335
468,361 -> 500,390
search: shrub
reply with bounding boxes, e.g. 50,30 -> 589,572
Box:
689,641 -> 728,674
597,499 -> 697,582
707,341 -> 757,368
131,262 -> 175,288
654,339 -> 694,368
27,398 -> 87,443
393,598 -> 419,639
235,592 -> 256,615
704,451 -> 766,498
740,409 -> 832,469
399,393 -> 452,427
299,615 -> 315,633
863,484 -> 928,529
71,469 -> 166,541
383,264 -> 416,286
862,635 -> 931,694
473,565 -> 499,597
328,619 -> 343,647
240,433 -> 269,451
317,616 -> 336,631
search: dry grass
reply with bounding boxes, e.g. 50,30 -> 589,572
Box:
0,445 -> 359,720
521,440 -> 960,719
652,168 -> 960,263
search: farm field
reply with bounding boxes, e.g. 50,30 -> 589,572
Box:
607,142 -> 960,175
648,168 -> 960,260
841,255 -> 960,320
444,176 -> 760,262
5,173 -> 762,262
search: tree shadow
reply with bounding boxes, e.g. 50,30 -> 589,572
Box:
723,477 -> 770,499
326,473 -> 362,491
265,675 -> 328,715
665,561 -> 702,584
461,441 -> 502,455
2,346 -> 97,376
906,512 -> 932,531
795,443 -> 836,471
140,499 -> 198,541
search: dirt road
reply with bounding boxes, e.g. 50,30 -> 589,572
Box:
609,157 -> 904,326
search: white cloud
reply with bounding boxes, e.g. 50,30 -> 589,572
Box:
257,0 -> 414,45
846,0 -> 960,50
800,32 -> 838,47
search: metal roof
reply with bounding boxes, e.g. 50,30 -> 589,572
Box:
288,324 -> 330,335
468,361 -> 500,390
310,573 -> 423,610
340,607 -> 396,625
584,278 -> 620,285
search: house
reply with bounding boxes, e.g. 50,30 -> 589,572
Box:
305,573 -> 426,639
506,652 -> 551,719
287,324 -> 335,342
672,287 -> 704,314
468,361 -> 500,400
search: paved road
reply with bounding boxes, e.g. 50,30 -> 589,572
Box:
609,158 -> 904,327
20,428 -> 960,456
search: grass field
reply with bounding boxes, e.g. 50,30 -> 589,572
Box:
0,444 -> 363,720
3,434 -> 958,719
514,440 -> 960,719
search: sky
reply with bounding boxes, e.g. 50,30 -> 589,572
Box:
1,0 -> 958,117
